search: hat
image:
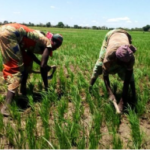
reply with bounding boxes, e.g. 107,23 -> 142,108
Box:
116,45 -> 137,62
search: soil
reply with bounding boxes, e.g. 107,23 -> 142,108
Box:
0,71 -> 150,149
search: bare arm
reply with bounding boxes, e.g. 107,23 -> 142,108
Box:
130,79 -> 136,105
40,48 -> 51,91
89,59 -> 103,93
103,74 -> 115,99
26,50 -> 41,65
25,50 -> 52,74
121,69 -> 133,104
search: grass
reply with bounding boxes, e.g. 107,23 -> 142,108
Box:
0,27 -> 150,148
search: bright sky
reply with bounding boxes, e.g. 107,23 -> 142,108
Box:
0,0 -> 149,28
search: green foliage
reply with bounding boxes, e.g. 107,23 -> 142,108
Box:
25,113 -> 37,149
0,27 -> 149,149
0,53 -> 3,71
143,25 -> 150,31
57,22 -> 65,28
127,109 -> 143,149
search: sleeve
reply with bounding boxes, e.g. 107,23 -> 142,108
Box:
26,30 -> 52,48
91,58 -> 103,79
91,31 -> 110,79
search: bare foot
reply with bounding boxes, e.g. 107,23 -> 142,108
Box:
118,99 -> 124,113
1,105 -> 10,117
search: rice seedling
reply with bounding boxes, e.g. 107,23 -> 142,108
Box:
39,93 -> 51,142
57,96 -> 68,120
77,133 -> 86,149
89,129 -> 99,149
25,112 -> 37,149
54,120 -> 72,149
112,133 -> 123,149
127,108 -> 143,149
0,27 -> 150,149
104,103 -> 121,148
0,114 -> 4,134
5,123 -> 16,147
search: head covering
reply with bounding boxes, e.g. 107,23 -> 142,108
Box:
116,45 -> 137,62
53,34 -> 63,44
46,32 -> 53,39
46,32 -> 54,57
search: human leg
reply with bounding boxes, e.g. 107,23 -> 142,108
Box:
0,27 -> 24,115
1,90 -> 15,116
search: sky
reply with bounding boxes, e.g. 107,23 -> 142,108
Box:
0,0 -> 149,28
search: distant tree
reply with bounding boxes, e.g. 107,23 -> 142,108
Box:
28,22 -> 34,26
74,25 -> 79,29
101,26 -> 108,30
131,27 -> 142,31
46,22 -> 51,27
92,26 -> 98,29
83,26 -> 90,29
22,22 -> 27,26
108,28 -> 114,30
57,22 -> 64,28
65,24 -> 70,28
37,23 -> 45,27
97,26 -> 102,30
3,20 -> 9,24
143,25 -> 150,31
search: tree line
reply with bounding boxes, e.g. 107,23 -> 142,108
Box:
0,20 -> 150,31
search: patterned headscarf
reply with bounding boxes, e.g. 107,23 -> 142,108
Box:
46,32 -> 63,43
46,32 -> 53,39
46,32 -> 53,56
116,45 -> 137,62
53,34 -> 63,44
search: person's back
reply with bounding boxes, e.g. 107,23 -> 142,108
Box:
0,23 -> 63,116
103,32 -> 131,73
107,32 -> 129,53
90,29 -> 137,113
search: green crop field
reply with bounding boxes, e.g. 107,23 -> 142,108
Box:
0,27 -> 150,149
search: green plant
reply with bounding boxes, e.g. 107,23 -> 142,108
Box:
127,108 -> 143,149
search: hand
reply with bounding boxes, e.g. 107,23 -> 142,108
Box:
118,98 -> 124,113
47,65 -> 57,80
109,94 -> 121,114
47,74 -> 53,79
51,65 -> 57,70
46,65 -> 51,72
108,94 -> 116,102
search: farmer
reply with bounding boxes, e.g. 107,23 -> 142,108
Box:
0,23 -> 63,116
89,29 -> 137,113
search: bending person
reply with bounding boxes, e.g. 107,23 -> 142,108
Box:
0,23 -> 63,116
90,29 -> 137,113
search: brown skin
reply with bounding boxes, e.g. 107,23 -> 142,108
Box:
89,59 -> 136,112
20,40 -> 61,93
40,41 -> 61,91
1,90 -> 15,116
1,40 -> 61,116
